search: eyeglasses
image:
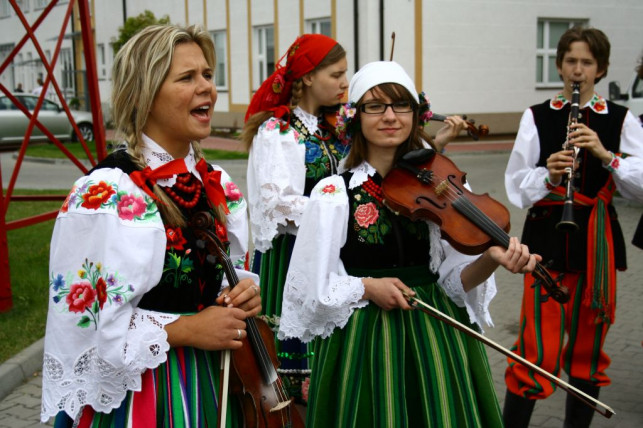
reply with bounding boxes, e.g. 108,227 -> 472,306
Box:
360,101 -> 415,114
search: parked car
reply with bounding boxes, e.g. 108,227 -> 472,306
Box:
608,73 -> 643,123
0,93 -> 94,144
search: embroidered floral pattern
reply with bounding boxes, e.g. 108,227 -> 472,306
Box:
163,249 -> 194,289
65,179 -> 158,221
589,93 -> 607,113
550,92 -> 609,114
352,177 -> 430,244
51,259 -> 133,329
165,226 -> 187,250
81,181 -> 116,209
293,118 -> 350,182
354,202 -> 379,228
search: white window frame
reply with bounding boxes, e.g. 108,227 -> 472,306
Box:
210,30 -> 228,90
97,43 -> 106,80
306,18 -> 331,36
536,18 -> 588,89
253,25 -> 274,90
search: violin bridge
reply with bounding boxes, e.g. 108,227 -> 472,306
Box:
270,398 -> 295,412
435,180 -> 449,196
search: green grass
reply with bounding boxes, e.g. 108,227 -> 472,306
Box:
25,141 -> 248,161
0,190 -> 62,363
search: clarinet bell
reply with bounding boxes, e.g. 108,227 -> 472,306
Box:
556,201 -> 580,232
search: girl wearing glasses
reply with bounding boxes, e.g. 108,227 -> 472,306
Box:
278,61 -> 539,427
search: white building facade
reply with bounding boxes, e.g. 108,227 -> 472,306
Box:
1,0 -> 642,133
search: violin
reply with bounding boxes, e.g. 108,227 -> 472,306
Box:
381,148 -> 570,304
190,211 -> 304,428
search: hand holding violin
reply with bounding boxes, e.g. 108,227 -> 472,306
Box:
433,115 -> 470,151
217,278 -> 262,316
488,237 -> 542,274
165,305 -> 249,351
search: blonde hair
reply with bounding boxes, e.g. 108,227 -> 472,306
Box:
111,24 -> 221,226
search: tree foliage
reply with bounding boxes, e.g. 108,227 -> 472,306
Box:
111,10 -> 171,55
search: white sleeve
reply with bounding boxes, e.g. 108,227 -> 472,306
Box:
610,111 -> 643,202
504,109 -> 552,209
433,231 -> 496,330
212,165 -> 259,286
246,118 -> 308,252
278,176 -> 368,343
41,169 -> 176,422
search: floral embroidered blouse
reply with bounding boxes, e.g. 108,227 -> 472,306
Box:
41,136 -> 257,422
278,161 -> 497,343
246,106 -> 350,252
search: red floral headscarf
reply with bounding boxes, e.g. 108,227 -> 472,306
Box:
244,34 -> 338,122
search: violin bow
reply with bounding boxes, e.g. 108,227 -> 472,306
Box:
218,350 -> 232,428
403,291 -> 615,418
389,32 -> 396,61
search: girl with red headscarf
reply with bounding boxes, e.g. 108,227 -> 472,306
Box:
241,34 -> 349,403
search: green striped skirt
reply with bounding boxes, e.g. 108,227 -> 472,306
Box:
254,234 -> 310,403
306,265 -> 503,428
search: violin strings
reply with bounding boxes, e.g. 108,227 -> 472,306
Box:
415,170 -> 510,246
406,170 -> 559,292
221,255 -> 291,404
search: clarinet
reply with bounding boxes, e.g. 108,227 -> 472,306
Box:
556,82 -> 581,232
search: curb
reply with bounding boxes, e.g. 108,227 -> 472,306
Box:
0,337 -> 43,402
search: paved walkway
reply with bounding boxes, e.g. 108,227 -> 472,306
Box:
1,141 -> 641,427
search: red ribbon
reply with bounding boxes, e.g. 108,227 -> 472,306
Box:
129,159 -> 189,202
195,158 -> 230,214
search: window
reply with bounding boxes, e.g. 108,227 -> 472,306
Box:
33,0 -> 47,10
536,19 -> 587,88
210,30 -> 227,89
253,26 -> 274,89
60,48 -> 74,98
16,0 -> 29,12
97,43 -> 106,79
0,0 -> 11,18
306,18 -> 331,36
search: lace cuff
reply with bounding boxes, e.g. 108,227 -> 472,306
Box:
41,309 -> 178,422
278,269 -> 368,343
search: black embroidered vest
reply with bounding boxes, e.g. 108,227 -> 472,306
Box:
520,100 -> 627,272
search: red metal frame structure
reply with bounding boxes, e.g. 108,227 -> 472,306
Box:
0,0 -> 106,311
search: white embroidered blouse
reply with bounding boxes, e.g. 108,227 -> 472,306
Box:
41,136 -> 257,422
246,107 -> 321,252
278,162 -> 497,344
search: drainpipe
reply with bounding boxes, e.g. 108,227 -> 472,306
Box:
353,0 -> 359,72
379,0 -> 384,60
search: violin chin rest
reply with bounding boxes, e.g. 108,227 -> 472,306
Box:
401,148 -> 436,164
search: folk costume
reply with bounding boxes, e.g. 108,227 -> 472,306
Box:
278,165 -> 502,428
503,93 -> 643,410
245,34 -> 349,400
42,136 -> 256,427
278,61 -> 503,428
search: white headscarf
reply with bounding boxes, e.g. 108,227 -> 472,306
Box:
348,61 -> 419,104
